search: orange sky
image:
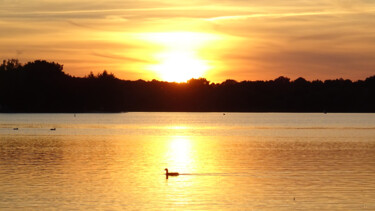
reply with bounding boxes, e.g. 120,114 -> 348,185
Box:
1,0 -> 375,82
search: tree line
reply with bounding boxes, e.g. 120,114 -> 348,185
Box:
1,59 -> 374,112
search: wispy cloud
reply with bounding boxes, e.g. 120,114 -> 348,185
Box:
92,52 -> 153,64
205,9 -> 375,22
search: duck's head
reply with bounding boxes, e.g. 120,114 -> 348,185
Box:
164,168 -> 168,171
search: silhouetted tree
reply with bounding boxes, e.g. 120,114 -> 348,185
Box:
24,60 -> 64,76
1,59 -> 375,112
0,59 -> 22,71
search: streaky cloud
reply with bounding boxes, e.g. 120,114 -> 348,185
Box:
92,52 -> 153,64
1,6 -> 233,16
205,9 -> 375,22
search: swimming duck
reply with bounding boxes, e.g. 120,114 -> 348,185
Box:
165,168 -> 179,176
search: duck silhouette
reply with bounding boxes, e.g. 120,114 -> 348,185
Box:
165,168 -> 179,179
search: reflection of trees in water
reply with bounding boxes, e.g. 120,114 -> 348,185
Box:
1,59 -> 374,112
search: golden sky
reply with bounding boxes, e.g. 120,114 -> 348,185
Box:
1,0 -> 375,82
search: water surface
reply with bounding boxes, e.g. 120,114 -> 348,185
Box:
1,113 -> 375,210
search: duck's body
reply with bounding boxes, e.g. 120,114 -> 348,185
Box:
167,172 -> 179,176
165,168 -> 179,176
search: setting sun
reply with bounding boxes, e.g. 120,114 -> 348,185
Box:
142,32 -> 219,82
149,51 -> 209,82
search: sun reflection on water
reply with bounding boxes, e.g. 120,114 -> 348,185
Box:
165,137 -> 194,173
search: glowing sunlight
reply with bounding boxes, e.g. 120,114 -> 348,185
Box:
150,51 -> 209,82
143,32 -> 220,82
166,137 -> 193,171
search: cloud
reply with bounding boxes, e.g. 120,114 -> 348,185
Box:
205,9 -> 375,22
91,52 -> 153,64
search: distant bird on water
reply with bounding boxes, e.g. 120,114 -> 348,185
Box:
165,168 -> 179,178
50,128 -> 56,131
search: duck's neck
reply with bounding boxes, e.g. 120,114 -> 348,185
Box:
165,169 -> 168,174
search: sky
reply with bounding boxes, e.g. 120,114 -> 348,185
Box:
1,0 -> 375,82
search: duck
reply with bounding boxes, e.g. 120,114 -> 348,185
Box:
50,128 -> 56,131
165,168 -> 179,177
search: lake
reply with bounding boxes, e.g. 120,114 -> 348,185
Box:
1,113 -> 375,210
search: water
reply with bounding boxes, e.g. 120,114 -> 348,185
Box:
1,113 -> 375,210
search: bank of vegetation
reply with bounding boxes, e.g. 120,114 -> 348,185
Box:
1,59 -> 374,112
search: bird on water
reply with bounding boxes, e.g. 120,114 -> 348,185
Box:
165,168 -> 179,178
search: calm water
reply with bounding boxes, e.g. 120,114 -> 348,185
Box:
1,113 -> 375,210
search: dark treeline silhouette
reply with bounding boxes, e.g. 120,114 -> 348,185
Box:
1,59 -> 375,112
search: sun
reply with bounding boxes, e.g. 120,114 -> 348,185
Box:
141,32 -> 219,82
149,50 -> 209,82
